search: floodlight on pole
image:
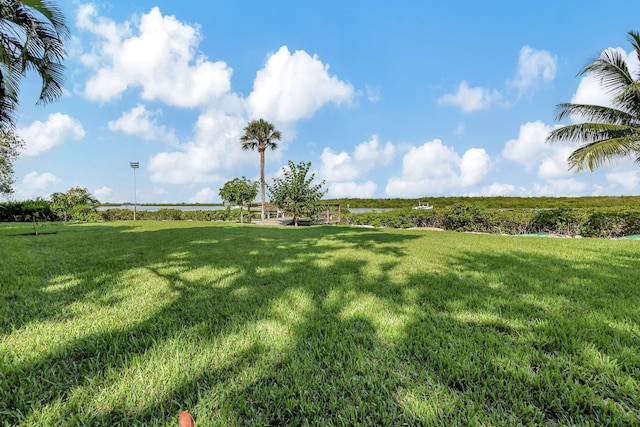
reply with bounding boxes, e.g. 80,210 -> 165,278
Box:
130,162 -> 139,221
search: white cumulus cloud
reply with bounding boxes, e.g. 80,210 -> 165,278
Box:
385,139 -> 491,197
18,113 -> 85,157
93,186 -> 114,201
108,104 -> 178,144
14,171 -> 61,199
438,80 -> 501,112
247,46 -> 355,122
320,135 -> 394,181
502,120 -> 573,178
78,5 -> 232,107
320,135 -> 395,197
460,148 -> 491,186
147,110 -> 248,184
511,46 -> 557,92
440,46 -> 555,113
188,187 -> 219,203
321,149 -> 359,182
607,170 -> 640,191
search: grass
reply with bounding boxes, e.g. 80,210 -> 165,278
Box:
0,221 -> 639,426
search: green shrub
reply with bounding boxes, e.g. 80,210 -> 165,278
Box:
531,208 -> 581,235
99,209 -> 134,221
97,208 -> 260,223
407,209 -> 443,228
180,210 -> 215,221
0,199 -> 57,222
442,204 -> 488,232
582,207 -> 640,238
145,208 -> 182,221
485,209 -> 535,235
36,202 -> 640,238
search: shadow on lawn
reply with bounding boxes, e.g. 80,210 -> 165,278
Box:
1,224 -> 639,425
396,245 -> 640,424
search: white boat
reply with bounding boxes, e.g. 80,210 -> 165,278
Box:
413,201 -> 433,210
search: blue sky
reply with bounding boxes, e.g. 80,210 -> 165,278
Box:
9,0 -> 640,203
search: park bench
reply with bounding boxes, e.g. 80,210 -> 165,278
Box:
248,203 -> 284,220
264,204 -> 284,219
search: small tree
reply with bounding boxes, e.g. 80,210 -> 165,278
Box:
51,186 -> 99,222
268,161 -> 326,226
218,177 -> 258,223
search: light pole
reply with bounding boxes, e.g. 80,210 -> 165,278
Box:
130,162 -> 139,221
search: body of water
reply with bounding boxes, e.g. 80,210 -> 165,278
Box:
98,205 -> 398,213
97,205 -> 227,212
347,208 -> 396,213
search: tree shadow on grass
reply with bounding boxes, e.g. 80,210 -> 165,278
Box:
1,224 -> 639,425
393,244 -> 640,425
0,223 -> 420,425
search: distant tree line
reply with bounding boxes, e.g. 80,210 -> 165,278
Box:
342,205 -> 640,238
326,196 -> 640,210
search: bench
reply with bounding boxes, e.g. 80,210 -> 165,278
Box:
264,205 -> 284,219
248,203 -> 284,220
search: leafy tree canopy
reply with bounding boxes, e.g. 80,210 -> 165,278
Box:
0,129 -> 24,197
268,160 -> 326,226
51,186 -> 98,222
219,176 -> 258,223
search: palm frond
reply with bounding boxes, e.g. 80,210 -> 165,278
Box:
628,30 -> 640,79
554,103 -> 634,124
614,81 -> 640,117
567,137 -> 640,171
21,0 -> 69,40
550,30 -> 640,173
240,139 -> 257,151
547,122 -> 638,144
0,0 -> 68,129
579,49 -> 634,98
240,119 -> 282,150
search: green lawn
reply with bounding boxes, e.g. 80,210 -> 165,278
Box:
1,221 -> 638,426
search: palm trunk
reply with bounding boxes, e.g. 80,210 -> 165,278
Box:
260,148 -> 266,220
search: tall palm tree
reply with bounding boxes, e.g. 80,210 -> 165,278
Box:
547,30 -> 640,171
0,0 -> 69,131
240,119 -> 281,220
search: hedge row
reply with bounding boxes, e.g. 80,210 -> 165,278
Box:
329,195 -> 640,210
0,202 -> 257,223
343,205 -> 640,238
0,200 -> 57,222
4,200 -> 640,238
97,208 -> 256,222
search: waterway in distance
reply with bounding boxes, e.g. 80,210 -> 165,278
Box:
97,205 -> 396,213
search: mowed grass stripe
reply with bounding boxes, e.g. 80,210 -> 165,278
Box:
0,221 -> 638,426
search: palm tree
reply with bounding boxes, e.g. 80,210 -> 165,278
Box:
240,119 -> 281,220
0,0 -> 69,130
547,30 -> 640,171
